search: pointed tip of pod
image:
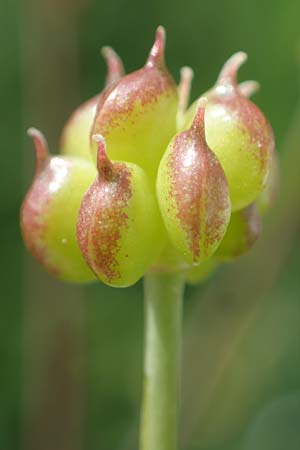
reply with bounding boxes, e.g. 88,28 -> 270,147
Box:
191,97 -> 207,136
27,127 -> 49,172
217,51 -> 248,88
178,66 -> 194,115
146,25 -> 166,69
238,80 -> 260,98
101,46 -> 125,86
92,134 -> 114,180
179,66 -> 194,85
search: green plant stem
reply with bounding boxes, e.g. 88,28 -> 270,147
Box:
140,271 -> 185,450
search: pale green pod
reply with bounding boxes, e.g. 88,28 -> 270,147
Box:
20,128 -> 97,283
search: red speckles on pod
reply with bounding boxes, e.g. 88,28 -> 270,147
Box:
157,98 -> 231,265
27,127 -> 49,172
91,26 -> 178,181
77,135 -> 166,287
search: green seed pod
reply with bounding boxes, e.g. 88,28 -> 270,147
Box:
183,53 -> 274,211
60,46 -> 125,161
77,135 -> 165,287
215,203 -> 261,261
20,128 -> 97,283
185,258 -> 218,285
91,26 -> 178,181
156,98 -> 231,265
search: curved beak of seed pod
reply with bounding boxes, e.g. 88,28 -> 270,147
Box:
101,46 -> 125,87
92,134 -> 115,181
238,80 -> 260,98
145,25 -> 166,69
190,97 -> 208,138
177,66 -> 194,129
27,127 -> 49,173
216,51 -> 248,92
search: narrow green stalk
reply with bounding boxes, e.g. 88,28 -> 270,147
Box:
140,271 -> 185,450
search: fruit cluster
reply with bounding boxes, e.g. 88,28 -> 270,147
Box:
20,27 -> 278,287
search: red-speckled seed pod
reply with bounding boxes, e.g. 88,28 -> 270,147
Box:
77,135 -> 165,287
91,26 -> 178,181
157,99 -> 231,265
60,47 -> 125,161
215,203 -> 262,260
183,53 -> 274,211
20,128 -> 97,283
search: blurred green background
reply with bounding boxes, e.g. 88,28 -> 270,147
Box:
1,0 -> 300,449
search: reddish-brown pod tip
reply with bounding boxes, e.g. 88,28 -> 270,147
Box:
184,52 -> 274,211
77,135 -> 165,287
157,99 -> 231,265
59,46 -> 125,161
91,26 -> 178,181
20,128 -> 97,283
101,46 -> 125,87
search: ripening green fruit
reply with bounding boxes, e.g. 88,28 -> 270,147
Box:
257,152 -> 279,215
91,26 -> 178,181
215,203 -> 261,261
20,128 -> 97,283
77,135 -> 165,287
60,46 -> 125,161
183,52 -> 274,211
157,99 -> 231,265
186,258 -> 218,285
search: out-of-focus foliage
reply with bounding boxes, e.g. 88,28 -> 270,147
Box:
1,0 -> 300,449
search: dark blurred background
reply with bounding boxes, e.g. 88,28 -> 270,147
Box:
1,0 -> 300,449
